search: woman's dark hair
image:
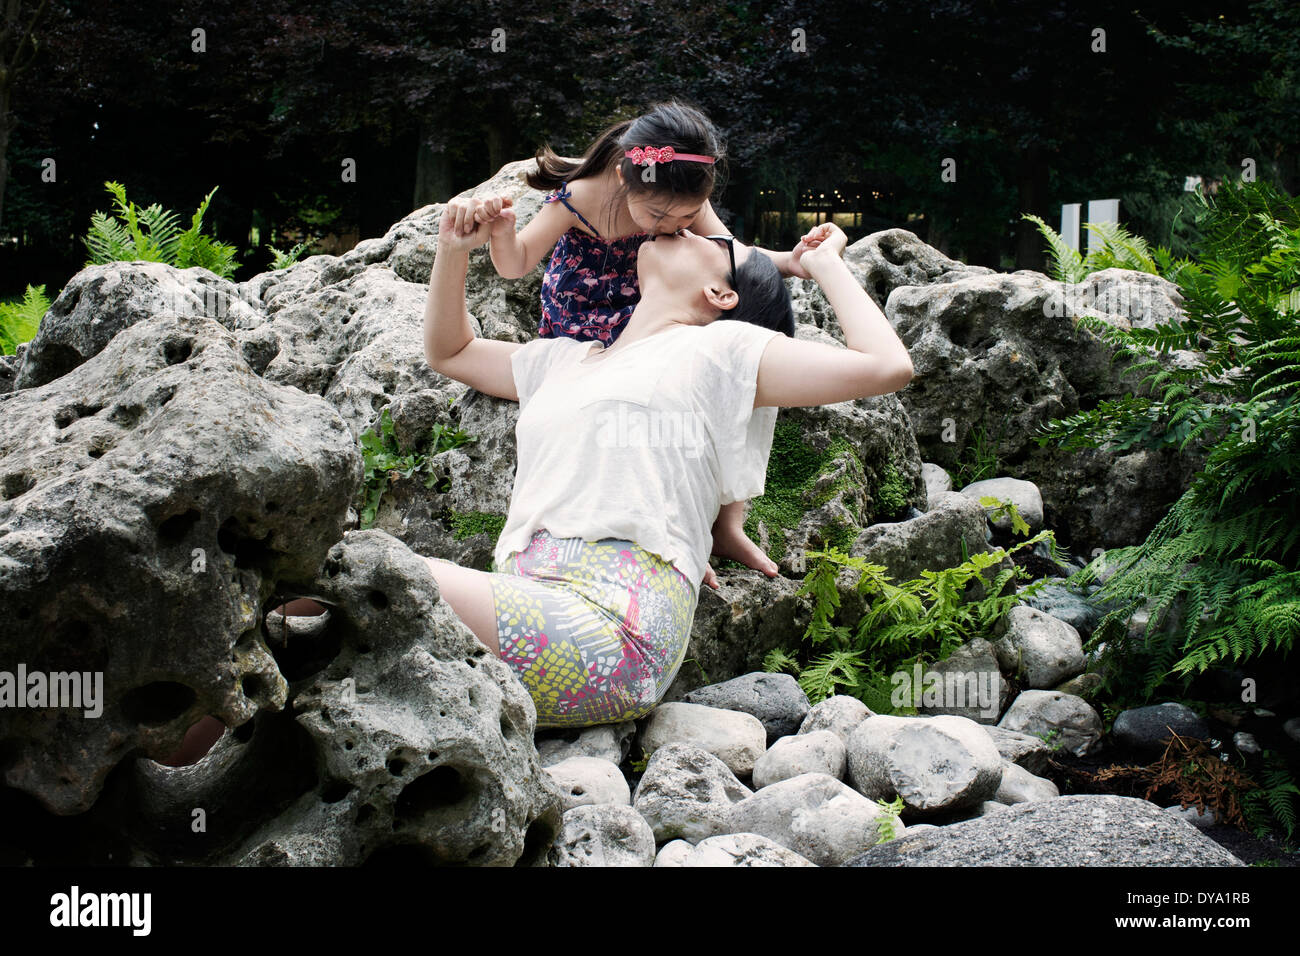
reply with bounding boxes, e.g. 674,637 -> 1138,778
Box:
723,249 -> 796,337
526,101 -> 728,227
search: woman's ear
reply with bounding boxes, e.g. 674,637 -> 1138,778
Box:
702,283 -> 739,314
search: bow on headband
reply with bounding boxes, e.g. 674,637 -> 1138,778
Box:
625,146 -> 716,166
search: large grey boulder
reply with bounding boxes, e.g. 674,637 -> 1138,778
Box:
726,772 -> 900,866
631,742 -> 751,844
680,832 -> 819,867
798,695 -> 874,744
0,313 -> 359,815
886,266 -> 1206,554
842,795 -> 1245,866
680,672 -> 811,745
1111,702 -> 1212,755
548,804 -> 656,867
226,529 -> 562,866
639,702 -> 767,778
846,714 -> 1004,815
13,262 -> 261,390
753,731 -> 847,789
998,690 -> 1103,757
991,604 -> 1087,689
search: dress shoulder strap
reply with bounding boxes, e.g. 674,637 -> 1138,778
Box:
543,180 -> 603,238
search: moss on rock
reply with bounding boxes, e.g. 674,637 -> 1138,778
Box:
743,419 -> 872,563
447,509 -> 507,541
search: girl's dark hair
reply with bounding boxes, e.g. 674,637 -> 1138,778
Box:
724,249 -> 796,337
526,102 -> 727,226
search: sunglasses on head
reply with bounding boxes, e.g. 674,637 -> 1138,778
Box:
704,234 -> 738,290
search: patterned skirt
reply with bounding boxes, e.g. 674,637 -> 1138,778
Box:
488,528 -> 699,730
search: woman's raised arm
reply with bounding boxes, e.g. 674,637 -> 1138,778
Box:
754,224 -> 914,408
423,201 -> 523,401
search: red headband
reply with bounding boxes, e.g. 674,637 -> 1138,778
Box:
625,146 -> 715,166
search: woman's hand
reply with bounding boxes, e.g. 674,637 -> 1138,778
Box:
795,222 -> 849,278
438,201 -> 492,252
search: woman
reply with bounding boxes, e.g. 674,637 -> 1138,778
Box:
423,207 -> 913,730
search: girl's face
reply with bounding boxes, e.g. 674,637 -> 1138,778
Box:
625,191 -> 708,237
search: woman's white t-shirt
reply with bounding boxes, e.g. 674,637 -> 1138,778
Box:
493,319 -> 782,593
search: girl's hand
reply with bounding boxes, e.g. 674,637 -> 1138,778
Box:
797,222 -> 849,275
475,194 -> 517,237
437,202 -> 492,252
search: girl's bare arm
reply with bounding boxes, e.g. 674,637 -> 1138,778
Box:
690,199 -> 804,278
487,197 -> 574,279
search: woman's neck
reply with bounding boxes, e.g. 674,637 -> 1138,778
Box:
611,288 -> 704,349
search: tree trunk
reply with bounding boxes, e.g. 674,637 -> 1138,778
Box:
413,121 -> 452,208
484,97 -> 517,178
0,82 -> 12,235
1015,143 -> 1050,271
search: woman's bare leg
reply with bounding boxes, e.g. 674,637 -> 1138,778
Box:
422,556 -> 502,656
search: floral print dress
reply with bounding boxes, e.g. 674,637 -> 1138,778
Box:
538,181 -> 650,345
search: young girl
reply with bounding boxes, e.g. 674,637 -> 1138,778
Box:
448,101 -> 815,590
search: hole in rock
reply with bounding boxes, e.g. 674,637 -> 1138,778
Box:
265,501 -> 280,513
162,338 -> 193,366
468,843 -> 491,862
233,718 -> 256,743
107,403 -> 144,429
34,343 -> 83,383
355,804 -> 375,826
241,674 -> 266,700
87,446 -> 106,459
880,242 -> 906,266
16,606 -> 31,620
267,604 -> 343,682
515,816 -> 557,868
873,280 -> 888,304
158,509 -> 201,543
395,765 -> 467,820
367,590 -> 389,610
322,781 -> 354,804
344,740 -> 355,751
426,752 -> 438,761
121,682 -> 196,725
387,757 -> 407,777
217,517 -> 277,571
362,844 -> 451,867
155,715 -> 226,767
2,473 -> 31,501
54,402 -> 103,429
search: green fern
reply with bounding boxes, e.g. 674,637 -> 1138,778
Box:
766,500 -> 1059,709
1022,211 -> 1175,282
1240,750 -> 1300,845
1048,178 -> 1300,702
83,181 -> 241,279
874,796 -> 905,844
267,240 -> 311,270
1022,213 -> 1087,282
0,284 -> 52,355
